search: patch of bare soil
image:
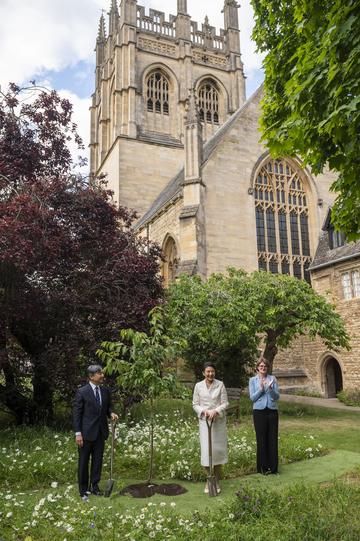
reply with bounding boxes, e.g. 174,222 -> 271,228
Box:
119,483 -> 188,498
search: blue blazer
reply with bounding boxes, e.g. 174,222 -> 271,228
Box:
249,376 -> 280,410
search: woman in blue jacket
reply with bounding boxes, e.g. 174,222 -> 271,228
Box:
249,356 -> 280,474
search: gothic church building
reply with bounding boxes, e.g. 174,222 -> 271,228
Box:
90,0 -> 360,396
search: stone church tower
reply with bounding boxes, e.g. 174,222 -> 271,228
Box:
90,0 -> 246,215
89,1 -> 360,397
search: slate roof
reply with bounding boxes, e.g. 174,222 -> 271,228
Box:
134,84 -> 264,231
310,232 -> 360,271
310,208 -> 360,270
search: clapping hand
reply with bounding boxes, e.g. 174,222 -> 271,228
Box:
268,377 -> 276,389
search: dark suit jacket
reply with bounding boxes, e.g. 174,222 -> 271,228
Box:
73,383 -> 112,441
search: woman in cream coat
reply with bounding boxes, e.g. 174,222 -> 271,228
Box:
192,362 -> 229,493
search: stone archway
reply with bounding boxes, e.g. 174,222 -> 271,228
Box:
162,236 -> 178,288
322,357 -> 343,398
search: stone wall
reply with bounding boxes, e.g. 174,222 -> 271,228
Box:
200,91 -> 335,277
146,197 -> 183,250
101,138 -> 184,215
275,258 -> 360,394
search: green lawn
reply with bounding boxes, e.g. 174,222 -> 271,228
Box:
1,400 -> 360,540
93,447 -> 360,515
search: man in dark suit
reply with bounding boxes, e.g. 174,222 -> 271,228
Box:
73,364 -> 118,500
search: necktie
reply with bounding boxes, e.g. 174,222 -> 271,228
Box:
95,386 -> 100,406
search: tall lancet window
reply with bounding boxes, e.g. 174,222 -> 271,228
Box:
147,71 -> 169,115
162,236 -> 177,287
198,80 -> 219,125
254,158 -> 312,282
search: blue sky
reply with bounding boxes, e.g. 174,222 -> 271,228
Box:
45,61 -> 95,100
0,0 -> 264,162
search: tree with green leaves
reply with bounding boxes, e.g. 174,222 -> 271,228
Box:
165,271 -> 259,387
166,269 -> 350,377
97,308 -> 184,483
247,270 -> 350,371
251,0 -> 360,239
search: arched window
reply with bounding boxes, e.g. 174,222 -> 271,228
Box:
146,71 -> 169,115
162,237 -> 177,287
254,158 -> 312,282
198,80 -> 219,125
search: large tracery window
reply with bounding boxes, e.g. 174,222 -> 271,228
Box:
198,80 -> 219,125
147,71 -> 169,115
254,158 -> 312,282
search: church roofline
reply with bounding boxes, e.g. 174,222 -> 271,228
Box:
202,83 -> 263,165
134,83 -> 264,231
309,226 -> 360,271
310,240 -> 360,271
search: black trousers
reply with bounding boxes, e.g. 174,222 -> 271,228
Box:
78,435 -> 105,495
253,408 -> 278,474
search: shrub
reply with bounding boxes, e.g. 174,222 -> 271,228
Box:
337,389 -> 360,407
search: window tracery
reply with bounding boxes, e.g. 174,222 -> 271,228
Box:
198,80 -> 219,125
146,71 -> 169,115
254,158 -> 312,282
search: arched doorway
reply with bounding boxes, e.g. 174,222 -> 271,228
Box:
323,357 -> 343,398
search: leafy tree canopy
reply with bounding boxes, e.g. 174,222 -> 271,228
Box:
251,0 -> 360,238
165,271 -> 259,387
0,84 -> 163,424
98,308 -> 181,402
165,269 -> 350,382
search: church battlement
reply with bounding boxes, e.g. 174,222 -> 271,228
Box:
190,19 -> 225,51
136,6 -> 177,39
135,4 -> 226,52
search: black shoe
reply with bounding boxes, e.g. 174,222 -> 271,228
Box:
91,485 -> 103,496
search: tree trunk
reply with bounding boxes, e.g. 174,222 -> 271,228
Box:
32,355 -> 54,425
0,318 -> 32,424
263,331 -> 278,374
147,397 -> 154,484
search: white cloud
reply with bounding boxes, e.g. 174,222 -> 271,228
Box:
0,0 -> 102,88
57,90 -> 91,168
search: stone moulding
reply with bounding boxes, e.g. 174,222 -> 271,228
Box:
192,50 -> 228,69
179,205 -> 199,219
176,259 -> 198,275
138,37 -> 177,57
